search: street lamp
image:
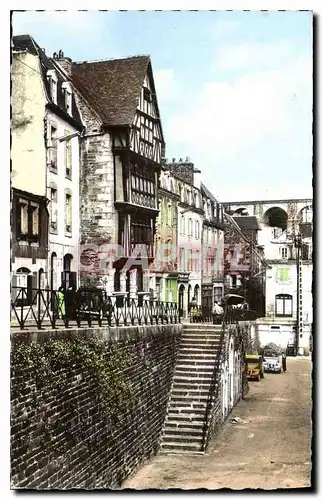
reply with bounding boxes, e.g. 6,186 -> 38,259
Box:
294,233 -> 302,356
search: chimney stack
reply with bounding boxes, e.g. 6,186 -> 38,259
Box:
53,50 -> 73,77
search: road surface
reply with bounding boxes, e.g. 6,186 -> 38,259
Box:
123,357 -> 312,490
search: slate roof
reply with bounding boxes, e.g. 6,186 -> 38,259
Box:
71,56 -> 151,126
232,216 -> 260,231
201,182 -> 218,203
12,35 -> 83,129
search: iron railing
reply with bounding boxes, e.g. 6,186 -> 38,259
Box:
201,306 -> 232,451
10,287 -> 180,330
200,306 -> 259,451
190,306 -> 260,324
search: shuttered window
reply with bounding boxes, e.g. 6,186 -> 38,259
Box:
65,130 -> 72,178
65,190 -> 72,233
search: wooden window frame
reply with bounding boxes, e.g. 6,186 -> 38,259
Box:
275,294 -> 293,317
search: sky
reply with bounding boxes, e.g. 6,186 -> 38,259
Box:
12,10 -> 313,202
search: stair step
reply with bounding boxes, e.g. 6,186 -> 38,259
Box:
177,353 -> 218,360
168,397 -> 206,411
176,359 -> 216,366
161,433 -> 203,444
175,366 -> 214,374
163,426 -> 203,436
166,413 -> 205,422
172,383 -> 211,391
183,325 -> 222,330
164,419 -> 203,429
167,405 -> 206,413
169,397 -> 209,405
160,441 -> 202,451
181,333 -> 222,338
173,374 -> 213,382
171,389 -> 209,397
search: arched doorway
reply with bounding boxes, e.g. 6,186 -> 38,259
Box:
178,284 -> 185,317
194,284 -> 200,304
63,253 -> 74,289
50,252 -> 57,291
15,267 -> 33,305
38,268 -> 45,289
187,284 -> 192,312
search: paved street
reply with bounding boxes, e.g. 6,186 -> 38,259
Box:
123,357 -> 312,490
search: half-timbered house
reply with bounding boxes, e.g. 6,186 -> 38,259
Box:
55,54 -> 165,296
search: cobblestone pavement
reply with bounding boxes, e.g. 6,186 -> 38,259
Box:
123,357 -> 312,490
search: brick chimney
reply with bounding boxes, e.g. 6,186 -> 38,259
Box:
53,50 -> 73,77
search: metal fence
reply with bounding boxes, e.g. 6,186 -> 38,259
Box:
10,287 -> 180,330
189,306 -> 260,325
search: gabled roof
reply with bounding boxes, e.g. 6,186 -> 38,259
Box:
71,56 -> 151,126
12,35 -> 83,129
201,182 -> 218,204
232,216 -> 260,231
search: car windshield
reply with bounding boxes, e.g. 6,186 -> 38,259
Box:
246,357 -> 260,364
264,352 -> 278,358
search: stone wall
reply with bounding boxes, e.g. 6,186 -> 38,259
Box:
11,324 -> 182,489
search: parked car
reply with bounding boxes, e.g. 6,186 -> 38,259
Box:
263,349 -> 283,373
245,354 -> 264,382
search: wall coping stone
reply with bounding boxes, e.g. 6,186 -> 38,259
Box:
11,324 -> 183,344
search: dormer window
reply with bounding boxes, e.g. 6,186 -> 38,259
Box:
62,82 -> 72,115
47,70 -> 58,104
143,86 -> 152,103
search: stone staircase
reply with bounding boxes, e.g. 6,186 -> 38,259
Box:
160,323 -> 223,454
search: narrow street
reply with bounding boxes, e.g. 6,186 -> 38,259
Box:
123,357 -> 312,490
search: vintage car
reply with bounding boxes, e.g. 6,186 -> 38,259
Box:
263,349 -> 283,373
245,354 -> 264,382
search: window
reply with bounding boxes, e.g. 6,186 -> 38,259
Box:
20,202 -> 28,238
50,187 -> 57,231
181,215 -> 185,235
168,203 -> 174,226
281,246 -> 288,259
140,116 -> 153,143
47,124 -> 58,171
12,267 -> 38,306
65,131 -> 72,178
179,247 -> 185,271
189,218 -> 193,236
195,220 -> 200,239
214,286 -> 223,304
278,268 -> 290,283
143,87 -> 152,114
62,83 -> 72,115
65,191 -> 72,233
47,70 -> 57,104
275,294 -> 292,317
231,275 -> 237,288
16,198 -> 40,243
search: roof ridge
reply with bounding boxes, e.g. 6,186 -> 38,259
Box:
74,54 -> 150,65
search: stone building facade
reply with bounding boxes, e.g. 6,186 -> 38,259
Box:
165,159 -> 204,317
153,167 -> 180,302
223,213 -> 267,314
55,53 -> 165,300
200,183 -> 225,315
11,36 -> 83,301
223,198 -> 313,354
